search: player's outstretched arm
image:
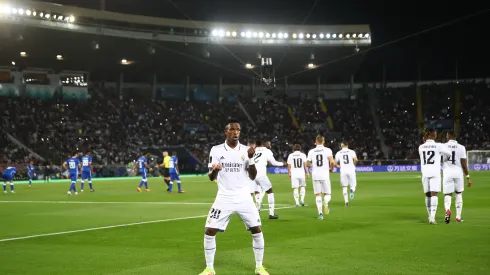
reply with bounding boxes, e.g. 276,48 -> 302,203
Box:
248,147 -> 257,180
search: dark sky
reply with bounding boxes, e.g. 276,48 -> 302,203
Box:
41,0 -> 489,81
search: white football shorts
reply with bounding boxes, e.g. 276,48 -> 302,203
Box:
422,176 -> 441,193
255,175 -> 272,191
204,198 -> 261,232
248,179 -> 262,193
313,178 -> 331,194
291,177 -> 306,188
443,176 -> 464,194
340,172 -> 357,188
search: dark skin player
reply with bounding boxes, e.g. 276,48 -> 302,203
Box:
207,122 -> 260,236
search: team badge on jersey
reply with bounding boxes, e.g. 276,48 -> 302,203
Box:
241,154 -> 245,160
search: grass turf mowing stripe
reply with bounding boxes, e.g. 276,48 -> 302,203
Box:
0,205 -> 297,243
0,200 -> 289,207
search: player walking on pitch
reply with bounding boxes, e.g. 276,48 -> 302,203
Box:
253,140 -> 285,219
199,120 -> 269,275
247,140 -> 263,202
442,131 -> 472,223
418,129 -> 451,224
307,135 -> 336,220
334,141 -> 358,206
287,144 -> 309,207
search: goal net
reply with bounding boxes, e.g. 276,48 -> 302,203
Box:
467,150 -> 490,171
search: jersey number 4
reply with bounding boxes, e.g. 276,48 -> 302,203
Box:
447,151 -> 456,165
422,150 -> 435,165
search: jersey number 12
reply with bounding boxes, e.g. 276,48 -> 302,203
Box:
422,150 -> 435,165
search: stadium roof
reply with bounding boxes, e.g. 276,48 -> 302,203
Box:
0,0 -> 370,84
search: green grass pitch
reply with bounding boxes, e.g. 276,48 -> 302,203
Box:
0,172 -> 489,275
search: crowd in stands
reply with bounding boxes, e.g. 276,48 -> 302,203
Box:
1,80 -> 489,176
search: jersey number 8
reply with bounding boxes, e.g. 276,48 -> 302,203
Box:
316,155 -> 323,167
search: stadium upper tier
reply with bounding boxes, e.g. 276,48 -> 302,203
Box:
1,79 -> 489,170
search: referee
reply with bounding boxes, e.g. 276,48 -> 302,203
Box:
160,151 -> 171,191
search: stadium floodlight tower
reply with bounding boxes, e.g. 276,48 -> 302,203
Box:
258,57 -> 275,88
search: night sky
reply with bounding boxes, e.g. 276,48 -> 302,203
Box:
40,0 -> 489,82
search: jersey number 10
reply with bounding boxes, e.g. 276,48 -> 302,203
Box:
293,158 -> 303,168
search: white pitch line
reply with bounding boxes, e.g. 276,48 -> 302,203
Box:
0,205 -> 296,243
0,201 -> 289,207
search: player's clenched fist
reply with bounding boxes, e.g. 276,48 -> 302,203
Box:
211,163 -> 222,171
247,147 -> 255,158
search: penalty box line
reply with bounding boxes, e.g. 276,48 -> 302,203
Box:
0,205 -> 296,243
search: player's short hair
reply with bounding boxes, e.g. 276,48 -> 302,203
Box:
447,130 -> 457,138
424,128 -> 437,139
293,144 -> 301,151
316,135 -> 325,145
256,140 -> 263,146
225,119 -> 240,130
247,140 -> 256,146
341,141 -> 349,146
172,151 -> 177,156
86,150 -> 91,154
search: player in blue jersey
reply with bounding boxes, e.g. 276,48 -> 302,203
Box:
134,153 -> 151,192
63,152 -> 80,195
2,165 -> 17,194
27,160 -> 35,187
80,151 -> 94,192
168,151 -> 184,193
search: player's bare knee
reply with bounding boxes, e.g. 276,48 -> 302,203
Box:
445,193 -> 453,196
425,192 -> 431,197
455,191 -> 462,194
205,227 -> 218,236
430,191 -> 438,196
266,188 -> 273,194
249,226 -> 262,234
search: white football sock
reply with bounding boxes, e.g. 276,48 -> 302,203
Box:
315,196 -> 323,214
293,189 -> 299,205
425,196 -> 431,216
455,193 -> 463,219
430,196 -> 438,220
299,186 -> 306,202
324,194 -> 331,206
204,234 -> 216,270
252,232 -> 264,268
267,193 -> 275,216
444,195 -> 452,211
342,187 -> 348,203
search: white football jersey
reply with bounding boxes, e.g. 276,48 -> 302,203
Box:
418,139 -> 451,178
335,148 -> 357,174
442,140 -> 466,178
208,142 -> 251,203
287,151 -> 308,179
253,147 -> 284,178
307,145 -> 333,180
